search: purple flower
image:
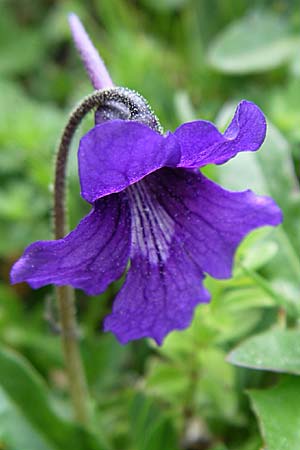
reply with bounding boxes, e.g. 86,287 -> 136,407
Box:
10,16 -> 282,345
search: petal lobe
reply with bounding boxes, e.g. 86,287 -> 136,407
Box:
174,100 -> 266,168
11,194 -> 131,295
78,120 -> 181,203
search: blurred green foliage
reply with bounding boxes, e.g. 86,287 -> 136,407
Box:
1,0 -> 300,449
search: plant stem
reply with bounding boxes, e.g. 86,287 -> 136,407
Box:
54,89 -> 117,426
55,285 -> 90,425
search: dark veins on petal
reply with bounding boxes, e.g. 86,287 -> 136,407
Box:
127,169 -> 213,273
127,181 -> 175,264
103,170 -> 213,344
125,166 -> 282,283
143,168 -> 281,279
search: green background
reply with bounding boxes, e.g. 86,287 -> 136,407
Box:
1,1 -> 300,449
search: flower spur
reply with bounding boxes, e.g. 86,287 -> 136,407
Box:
11,14 -> 282,344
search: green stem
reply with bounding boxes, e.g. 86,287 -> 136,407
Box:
54,89 -> 117,425
55,285 -> 90,425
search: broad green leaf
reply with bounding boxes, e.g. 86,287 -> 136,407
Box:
228,329 -> 300,374
208,11 -> 298,74
0,345 -> 108,450
249,377 -> 300,450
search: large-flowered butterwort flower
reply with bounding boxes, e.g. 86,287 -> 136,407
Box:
11,15 -> 282,344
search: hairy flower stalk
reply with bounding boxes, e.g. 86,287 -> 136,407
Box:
53,92 -> 106,427
53,18 -> 124,426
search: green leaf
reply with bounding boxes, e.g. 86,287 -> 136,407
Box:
249,377 -> 300,450
130,393 -> 179,450
0,345 -> 108,450
228,329 -> 300,375
208,11 -> 298,74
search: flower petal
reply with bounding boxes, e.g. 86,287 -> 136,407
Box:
174,100 -> 266,168
146,168 -> 282,279
104,166 -> 281,344
104,249 -> 210,345
78,119 -> 181,203
11,194 -> 131,295
103,177 -> 210,344
104,168 -> 282,344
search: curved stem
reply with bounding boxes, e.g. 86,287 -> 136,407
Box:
55,89 -> 118,238
54,89 -> 117,425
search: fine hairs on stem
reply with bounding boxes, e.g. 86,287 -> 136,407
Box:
54,89 -> 117,426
